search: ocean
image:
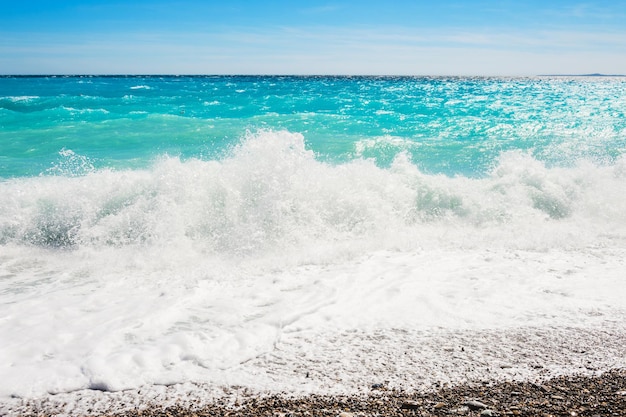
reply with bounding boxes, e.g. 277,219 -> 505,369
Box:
1,75 -> 625,414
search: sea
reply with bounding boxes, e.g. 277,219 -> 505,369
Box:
1,75 -> 625,414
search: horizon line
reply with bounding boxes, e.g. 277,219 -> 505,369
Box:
1,73 -> 625,78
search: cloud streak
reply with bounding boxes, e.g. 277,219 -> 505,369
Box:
1,1 -> 625,76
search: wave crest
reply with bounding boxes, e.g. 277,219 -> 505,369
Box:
1,131 -> 624,257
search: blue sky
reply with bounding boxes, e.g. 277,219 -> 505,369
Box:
1,0 -> 625,75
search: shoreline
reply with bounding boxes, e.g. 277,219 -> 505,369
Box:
8,369 -> 626,417
4,325 -> 626,416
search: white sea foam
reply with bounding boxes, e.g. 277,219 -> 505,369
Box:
60,106 -> 110,114
0,130 -> 625,414
3,130 -> 623,253
354,135 -> 421,158
3,95 -> 40,102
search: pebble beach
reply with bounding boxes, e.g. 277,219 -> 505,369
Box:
10,369 -> 626,417
4,325 -> 625,417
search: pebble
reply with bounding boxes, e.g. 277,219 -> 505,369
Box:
400,400 -> 420,410
464,400 -> 488,410
532,383 -> 550,392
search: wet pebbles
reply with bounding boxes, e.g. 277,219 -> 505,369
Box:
78,369 -> 626,417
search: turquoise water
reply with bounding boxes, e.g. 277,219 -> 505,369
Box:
1,75 -> 626,251
2,76 -> 626,406
2,75 -> 625,178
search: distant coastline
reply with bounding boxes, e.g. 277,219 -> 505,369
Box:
1,73 -> 625,78
538,73 -> 625,77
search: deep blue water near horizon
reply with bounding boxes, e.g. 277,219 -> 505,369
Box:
2,75 -> 625,179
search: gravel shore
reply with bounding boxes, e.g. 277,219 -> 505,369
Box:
14,368 -> 623,417
4,326 -> 625,417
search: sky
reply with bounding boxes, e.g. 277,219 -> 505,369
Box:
1,0 -> 625,75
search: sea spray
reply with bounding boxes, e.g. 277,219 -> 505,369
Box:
1,130 -> 624,259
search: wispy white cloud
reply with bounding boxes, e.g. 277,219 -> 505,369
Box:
1,21 -> 625,75
219,23 -> 626,55
564,2 -> 626,20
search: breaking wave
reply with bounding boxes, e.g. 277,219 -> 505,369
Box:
1,130 -> 624,263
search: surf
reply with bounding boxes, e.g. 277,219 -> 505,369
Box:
1,130 -> 624,257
